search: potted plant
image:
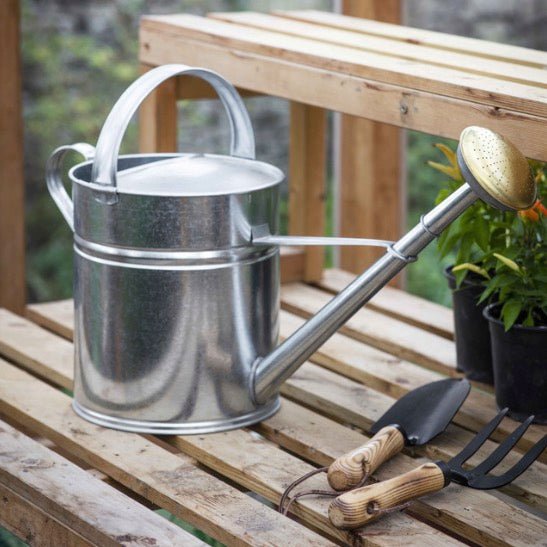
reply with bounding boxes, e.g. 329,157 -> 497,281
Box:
479,169 -> 547,423
430,148 -> 546,421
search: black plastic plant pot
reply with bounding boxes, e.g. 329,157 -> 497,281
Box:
444,266 -> 493,384
484,303 -> 547,424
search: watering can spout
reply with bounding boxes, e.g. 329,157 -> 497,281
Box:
251,126 -> 536,405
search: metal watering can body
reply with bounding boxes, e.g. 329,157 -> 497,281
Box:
47,65 -> 536,434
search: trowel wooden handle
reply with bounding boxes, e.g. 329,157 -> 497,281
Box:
327,426 -> 405,491
329,462 -> 446,529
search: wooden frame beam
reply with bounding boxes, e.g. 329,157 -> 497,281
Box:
0,0 -> 26,313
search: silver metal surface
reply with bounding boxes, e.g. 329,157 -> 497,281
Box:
48,65 -> 283,433
253,235 -> 394,247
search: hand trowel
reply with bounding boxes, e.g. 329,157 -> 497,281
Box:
327,378 -> 471,490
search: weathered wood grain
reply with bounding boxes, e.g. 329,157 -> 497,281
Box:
256,398 -> 547,513
4,306 -> 546,537
280,364 -> 547,502
0,482 -> 90,547
17,301 -> 547,473
139,26 -> 547,161
317,269 -> 454,339
0,357 -> 330,546
140,15 -> 547,117
0,419 -> 205,546
0,313 -> 466,546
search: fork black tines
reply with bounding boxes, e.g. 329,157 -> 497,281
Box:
436,408 -> 547,490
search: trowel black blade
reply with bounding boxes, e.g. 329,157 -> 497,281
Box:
370,378 -> 470,446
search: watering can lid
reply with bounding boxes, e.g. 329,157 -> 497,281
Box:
115,154 -> 283,197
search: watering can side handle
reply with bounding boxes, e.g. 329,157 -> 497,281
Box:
46,143 -> 96,231
91,64 -> 255,199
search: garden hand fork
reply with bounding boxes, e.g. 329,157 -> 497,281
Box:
329,408 -> 547,529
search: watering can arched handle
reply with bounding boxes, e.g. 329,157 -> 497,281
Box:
46,143 -> 96,231
91,64 -> 256,203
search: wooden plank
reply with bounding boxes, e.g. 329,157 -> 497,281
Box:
15,302 -> 547,462
0,307 -> 74,390
338,115 -> 402,275
214,4 -> 402,279
281,362 -> 547,496
0,358 -> 331,547
281,282 -> 457,375
278,10 -> 547,68
0,482 -> 90,547
27,299 -> 74,340
140,15 -> 547,117
280,247 -> 306,283
11,304 -> 547,501
338,1 -> 402,278
289,103 -> 326,281
139,63 -> 178,153
317,268 -> 454,339
5,317 -> 541,547
0,321 -> 482,547
212,12 -> 547,88
139,27 -> 547,161
0,420 -> 204,547
276,289 -> 547,456
257,399 -> 547,537
0,312 -> 463,546
0,367 -> 453,547
0,0 -> 26,314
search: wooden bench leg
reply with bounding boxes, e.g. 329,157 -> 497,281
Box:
139,63 -> 178,153
339,118 -> 402,273
0,0 -> 25,314
339,0 -> 403,281
288,102 -> 327,282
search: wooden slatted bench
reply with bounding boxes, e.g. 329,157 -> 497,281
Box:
138,9 -> 547,281
2,8 -> 547,546
1,280 -> 546,545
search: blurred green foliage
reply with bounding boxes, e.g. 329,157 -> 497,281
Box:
22,0 -> 451,307
22,0 -> 142,301
406,131 -> 459,306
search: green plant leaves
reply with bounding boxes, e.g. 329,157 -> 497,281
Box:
501,300 -> 523,331
431,144 -> 547,330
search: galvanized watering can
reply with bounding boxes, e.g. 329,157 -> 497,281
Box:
47,64 -> 536,434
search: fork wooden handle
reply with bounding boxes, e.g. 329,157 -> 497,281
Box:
329,462 -> 446,529
327,425 -> 405,491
